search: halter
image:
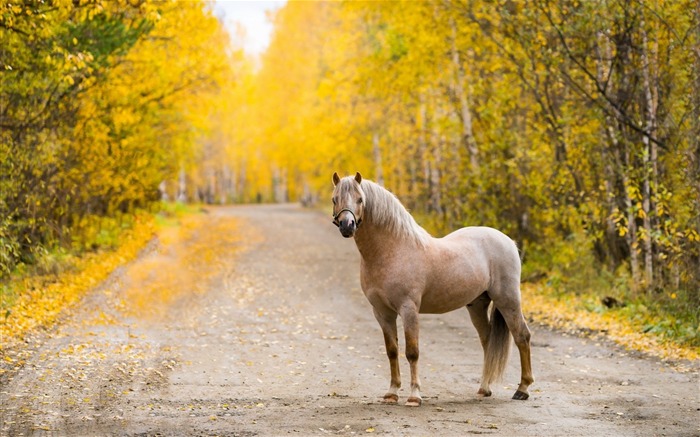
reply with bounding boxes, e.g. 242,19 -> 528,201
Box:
332,207 -> 362,228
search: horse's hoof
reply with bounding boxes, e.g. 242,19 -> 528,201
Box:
382,393 -> 399,404
477,388 -> 492,397
405,397 -> 422,407
512,390 -> 529,400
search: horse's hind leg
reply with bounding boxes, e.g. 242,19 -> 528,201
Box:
467,292 -> 493,396
498,303 -> 534,400
373,308 -> 401,404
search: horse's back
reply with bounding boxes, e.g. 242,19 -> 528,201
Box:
442,226 -> 521,278
444,226 -> 518,254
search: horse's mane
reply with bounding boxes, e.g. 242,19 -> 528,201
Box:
360,179 -> 430,248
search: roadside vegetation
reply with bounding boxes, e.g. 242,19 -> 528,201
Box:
0,203 -> 198,351
0,214 -> 154,349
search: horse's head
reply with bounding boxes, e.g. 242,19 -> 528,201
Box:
331,172 -> 365,238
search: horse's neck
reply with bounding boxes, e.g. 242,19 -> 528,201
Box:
353,220 -> 412,262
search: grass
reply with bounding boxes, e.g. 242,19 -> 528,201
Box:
522,283 -> 699,365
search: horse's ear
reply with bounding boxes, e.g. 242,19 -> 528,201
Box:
354,172 -> 362,184
332,172 -> 340,186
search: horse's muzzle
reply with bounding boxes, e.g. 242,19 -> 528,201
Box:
333,208 -> 360,238
338,220 -> 356,238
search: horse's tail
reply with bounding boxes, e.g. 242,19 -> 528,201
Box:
483,305 -> 511,385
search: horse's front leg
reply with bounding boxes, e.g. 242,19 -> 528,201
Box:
373,308 -> 401,404
400,304 -> 421,407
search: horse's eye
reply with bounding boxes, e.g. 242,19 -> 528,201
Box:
357,198 -> 363,204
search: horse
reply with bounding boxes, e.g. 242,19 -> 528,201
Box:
331,172 -> 534,407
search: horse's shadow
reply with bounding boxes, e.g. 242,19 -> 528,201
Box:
362,394 -> 512,409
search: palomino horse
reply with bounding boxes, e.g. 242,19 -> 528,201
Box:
331,172 -> 533,406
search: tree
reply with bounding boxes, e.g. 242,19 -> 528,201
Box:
238,0 -> 699,297
1,0 -> 241,275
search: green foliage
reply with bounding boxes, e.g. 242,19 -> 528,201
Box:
154,202 -> 204,230
65,11 -> 152,68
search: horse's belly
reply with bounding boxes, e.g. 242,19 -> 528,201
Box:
418,284 -> 485,314
419,264 -> 489,314
419,297 -> 468,314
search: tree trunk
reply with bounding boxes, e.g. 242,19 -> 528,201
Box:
177,166 -> 187,203
596,31 -> 624,270
429,95 -> 444,217
640,22 -> 657,289
622,144 -> 640,289
373,132 -> 384,186
418,96 -> 431,214
450,19 -> 479,174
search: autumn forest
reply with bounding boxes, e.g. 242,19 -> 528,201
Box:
1,1 -> 699,346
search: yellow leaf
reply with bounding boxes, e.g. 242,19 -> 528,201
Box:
366,427 -> 375,433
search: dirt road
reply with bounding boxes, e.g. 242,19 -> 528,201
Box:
1,204 -> 698,436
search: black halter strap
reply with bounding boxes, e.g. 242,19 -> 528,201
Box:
332,208 -> 362,228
